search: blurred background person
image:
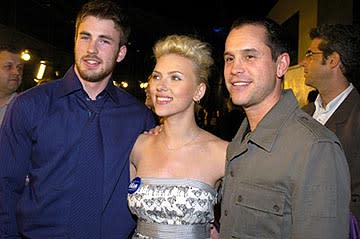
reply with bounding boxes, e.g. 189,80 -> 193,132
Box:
144,84 -> 162,124
0,45 -> 23,125
144,86 -> 154,110
143,75 -> 154,110
301,24 -> 360,224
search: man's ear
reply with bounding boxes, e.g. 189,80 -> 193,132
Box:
327,52 -> 341,69
116,45 -> 127,62
193,82 -> 206,102
276,52 -> 290,79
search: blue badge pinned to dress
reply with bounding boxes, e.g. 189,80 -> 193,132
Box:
128,177 -> 142,194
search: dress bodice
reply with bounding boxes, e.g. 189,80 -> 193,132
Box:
128,177 -> 217,239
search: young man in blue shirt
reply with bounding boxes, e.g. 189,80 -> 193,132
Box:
0,1 -> 155,238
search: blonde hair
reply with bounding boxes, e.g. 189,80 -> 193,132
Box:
152,34 -> 214,86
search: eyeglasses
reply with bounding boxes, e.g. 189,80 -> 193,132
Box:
305,50 -> 323,58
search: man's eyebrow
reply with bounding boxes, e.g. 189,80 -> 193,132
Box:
98,35 -> 115,42
240,48 -> 259,53
224,48 -> 259,57
78,31 -> 115,42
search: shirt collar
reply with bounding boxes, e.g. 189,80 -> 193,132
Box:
312,83 -> 354,125
242,89 -> 298,152
314,83 -> 354,112
56,65 -> 120,105
7,92 -> 17,105
0,92 -> 17,109
57,66 -> 82,97
104,80 -> 121,105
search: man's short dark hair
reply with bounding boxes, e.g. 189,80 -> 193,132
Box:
309,24 -> 360,84
230,16 -> 290,62
0,44 -> 19,54
75,0 -> 131,46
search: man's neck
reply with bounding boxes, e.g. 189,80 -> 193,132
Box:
0,92 -> 15,108
319,81 -> 350,107
245,95 -> 281,131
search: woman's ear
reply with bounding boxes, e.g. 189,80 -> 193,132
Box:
193,82 -> 206,102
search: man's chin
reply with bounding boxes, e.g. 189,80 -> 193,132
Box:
79,71 -> 103,83
83,77 -> 101,82
8,84 -> 20,91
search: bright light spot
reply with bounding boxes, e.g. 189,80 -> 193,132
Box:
21,50 -> 31,61
36,62 -> 47,79
121,81 -> 128,88
140,82 -> 148,89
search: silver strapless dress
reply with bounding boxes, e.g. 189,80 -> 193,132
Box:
128,177 -> 217,239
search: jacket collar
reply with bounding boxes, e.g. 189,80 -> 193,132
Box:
325,87 -> 360,127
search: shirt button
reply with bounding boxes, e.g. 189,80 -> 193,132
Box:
224,210 -> 228,216
237,195 -> 243,203
273,204 -> 280,212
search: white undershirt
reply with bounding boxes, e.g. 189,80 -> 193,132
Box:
312,83 -> 354,125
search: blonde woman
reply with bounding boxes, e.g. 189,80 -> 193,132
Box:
128,35 -> 228,239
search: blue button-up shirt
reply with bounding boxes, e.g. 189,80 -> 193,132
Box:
0,66 -> 156,238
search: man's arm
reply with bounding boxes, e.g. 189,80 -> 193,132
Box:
0,98 -> 32,238
292,140 -> 350,238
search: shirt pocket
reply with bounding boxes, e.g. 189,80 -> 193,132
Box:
231,183 -> 286,239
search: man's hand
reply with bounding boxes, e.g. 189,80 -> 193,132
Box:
143,125 -> 163,135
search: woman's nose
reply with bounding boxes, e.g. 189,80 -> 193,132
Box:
156,79 -> 168,91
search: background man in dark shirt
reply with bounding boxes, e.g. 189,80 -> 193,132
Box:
0,45 -> 23,124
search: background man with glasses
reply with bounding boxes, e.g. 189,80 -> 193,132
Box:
301,23 -> 360,223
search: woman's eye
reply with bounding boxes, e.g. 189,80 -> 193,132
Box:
152,75 -> 160,80
171,75 -> 181,81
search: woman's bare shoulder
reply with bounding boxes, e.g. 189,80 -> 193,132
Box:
132,133 -> 159,156
202,130 -> 229,147
136,132 -> 159,144
131,133 -> 160,166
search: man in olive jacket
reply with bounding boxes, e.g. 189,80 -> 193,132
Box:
220,16 -> 350,239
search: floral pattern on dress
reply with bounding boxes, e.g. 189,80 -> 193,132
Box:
128,177 -> 217,238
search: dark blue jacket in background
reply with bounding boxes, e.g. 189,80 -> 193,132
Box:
0,66 -> 156,238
